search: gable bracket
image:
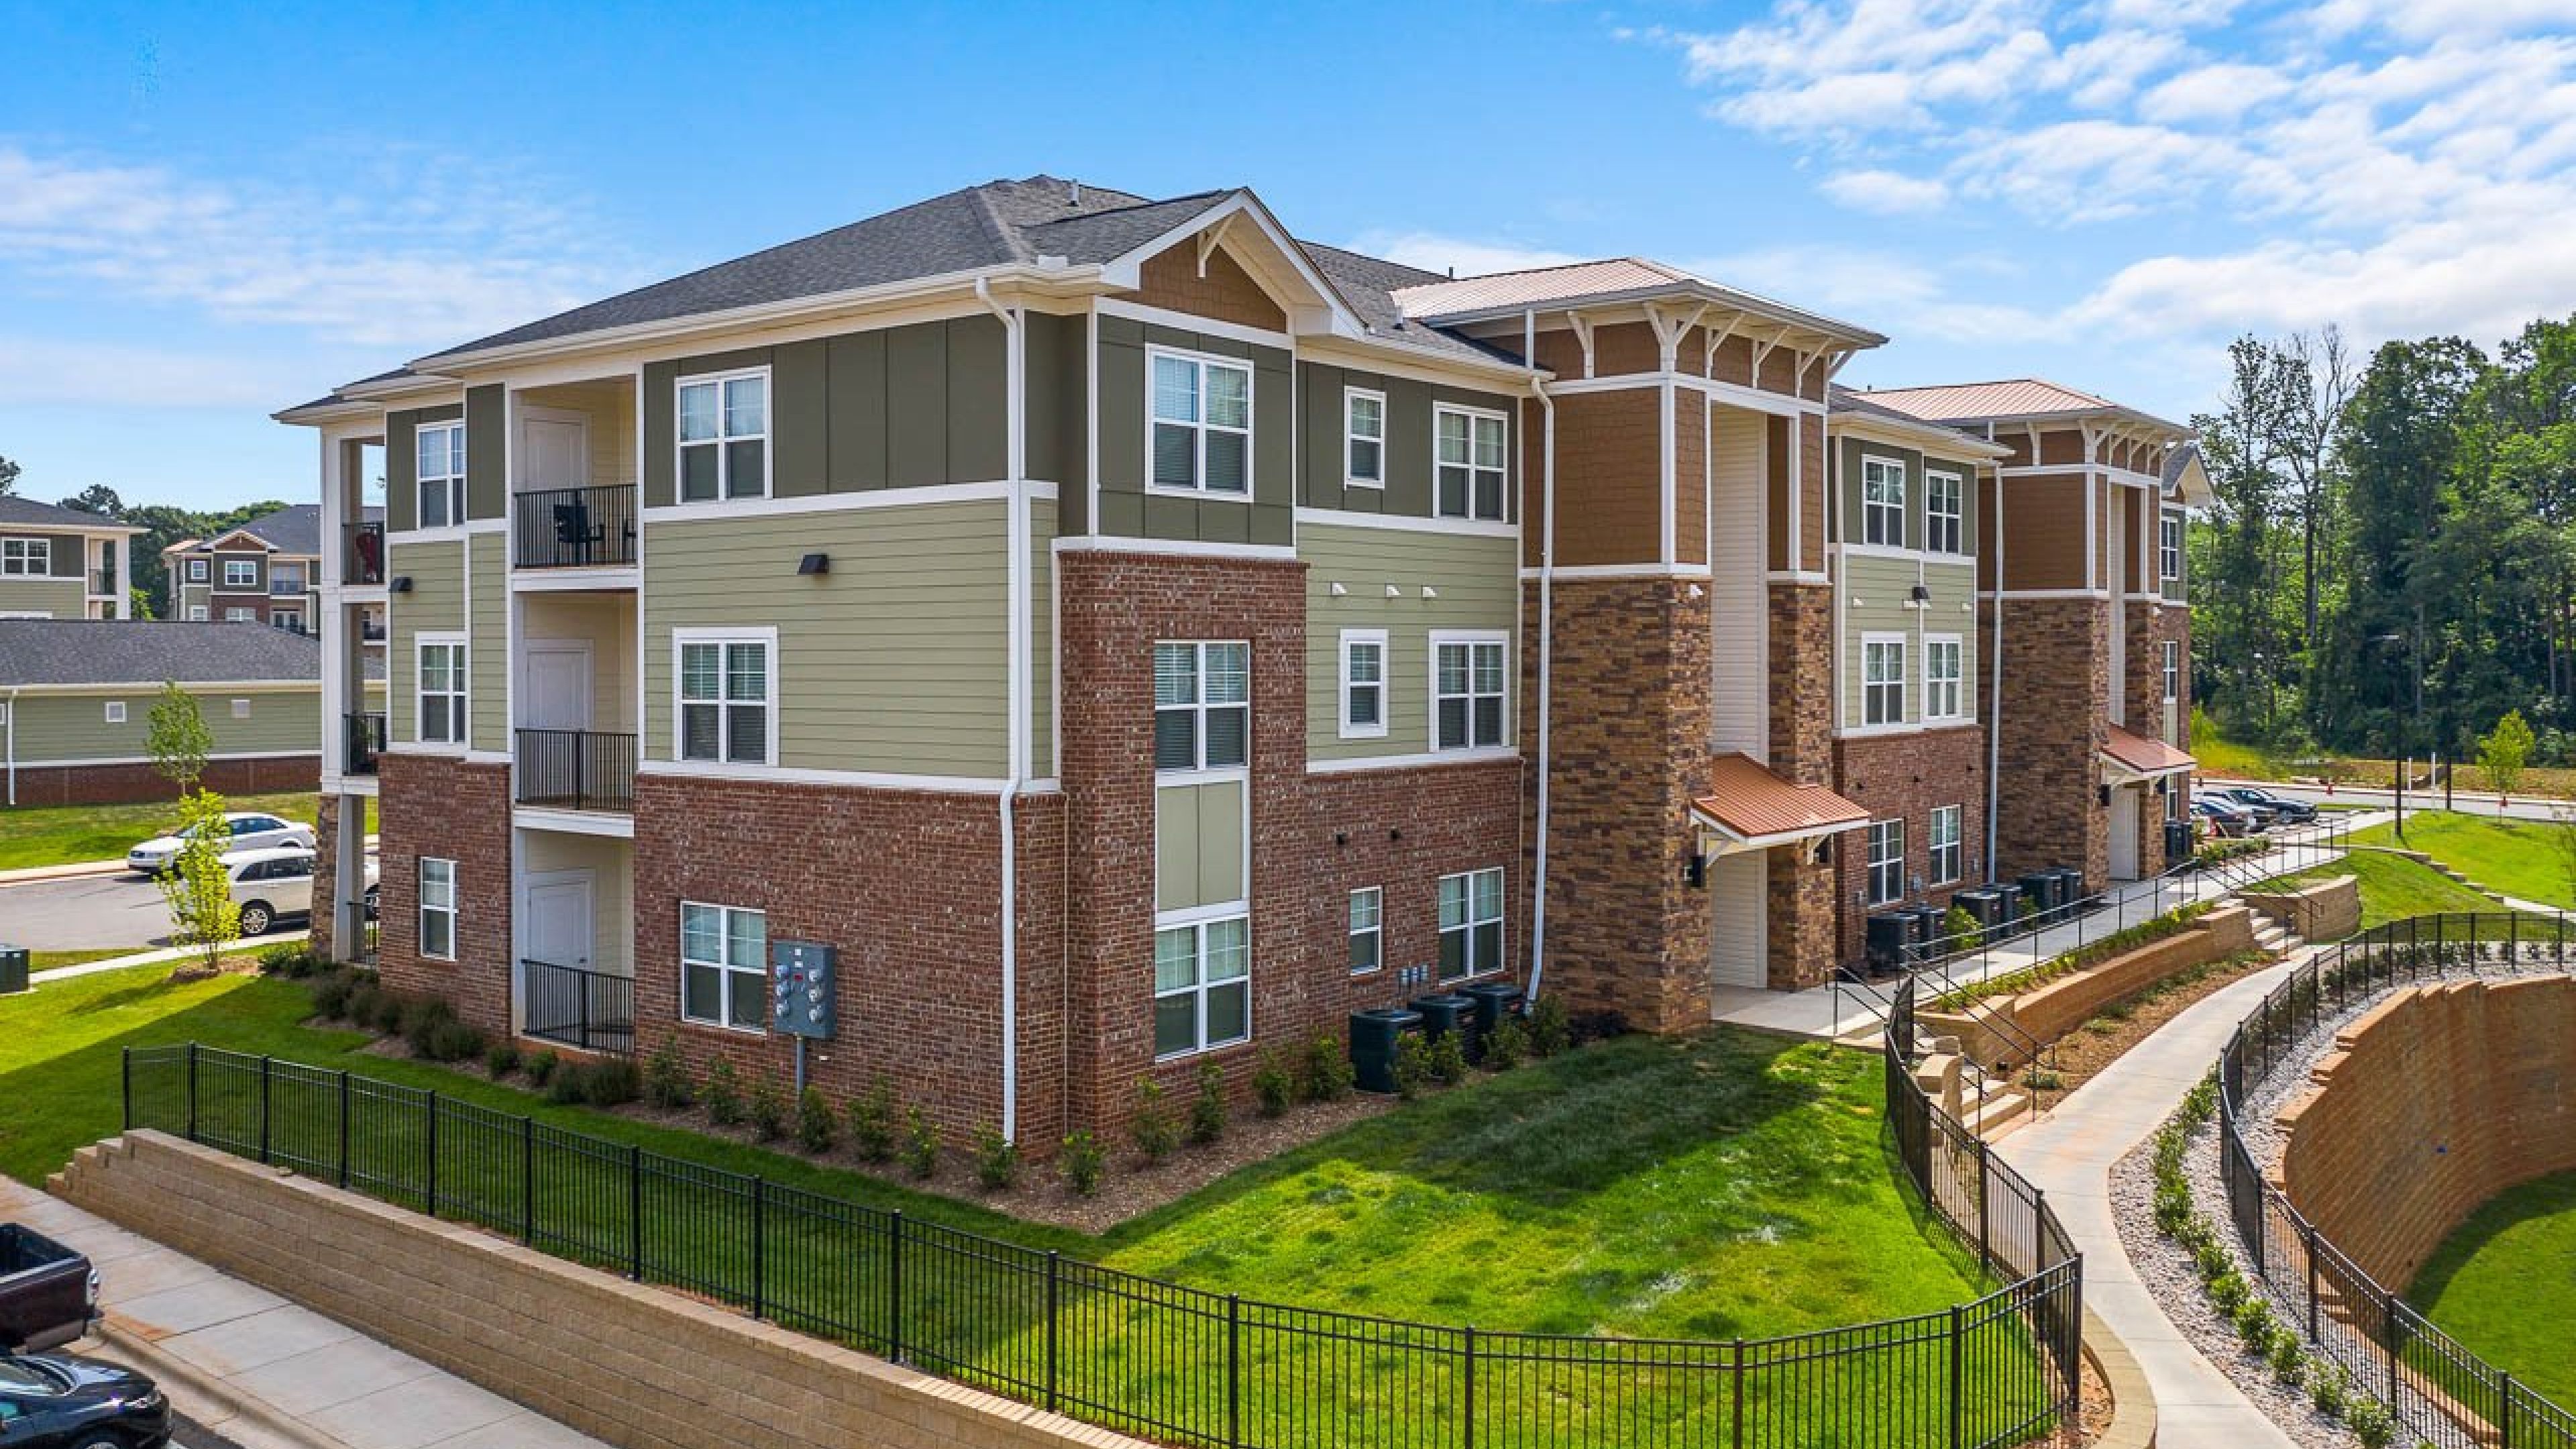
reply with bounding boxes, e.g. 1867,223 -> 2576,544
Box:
1567,313 -> 1599,380
1700,313 -> 1742,378
1195,215 -> 1236,279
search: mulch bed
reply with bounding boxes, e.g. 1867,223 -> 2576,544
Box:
2039,951 -> 2278,1096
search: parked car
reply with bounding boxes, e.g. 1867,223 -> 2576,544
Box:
219,848 -> 378,936
0,1227 -> 95,1355
2193,796 -> 2259,838
0,1351 -> 170,1448
126,812 -> 313,875
2220,785 -> 2318,825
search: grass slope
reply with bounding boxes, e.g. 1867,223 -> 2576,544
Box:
2253,849 -> 2502,932
2410,1170 -> 2576,1410
0,791 -> 376,872
2349,813 -> 2576,909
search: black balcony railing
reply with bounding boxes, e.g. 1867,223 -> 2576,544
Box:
91,569 -> 115,596
513,484 -> 637,569
519,959 -> 635,1057
344,712 -> 386,775
345,521 -> 386,586
360,618 -> 387,643
514,728 -> 635,812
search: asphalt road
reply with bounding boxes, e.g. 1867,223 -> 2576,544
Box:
2217,778 -> 2573,824
0,871 -> 182,951
174,1409 -> 250,1448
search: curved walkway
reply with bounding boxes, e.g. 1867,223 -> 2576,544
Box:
1996,954 -> 2308,1449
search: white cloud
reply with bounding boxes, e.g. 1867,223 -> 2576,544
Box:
1819,168 -> 1952,213
1344,230 -> 1589,278
2137,62 -> 2294,123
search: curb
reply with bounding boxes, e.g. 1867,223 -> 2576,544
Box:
0,858 -> 133,885
83,1315 -> 354,1449
2082,1305 -> 2158,1448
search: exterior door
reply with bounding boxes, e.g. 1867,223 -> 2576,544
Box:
2108,786 -> 2141,881
519,410 -> 588,493
1709,850 -> 1769,993
521,641 -> 592,733
523,871 -> 595,971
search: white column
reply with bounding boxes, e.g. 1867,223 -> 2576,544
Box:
113,535 -> 131,617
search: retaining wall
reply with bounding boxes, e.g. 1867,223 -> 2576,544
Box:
2240,875 -> 2361,943
1928,906 -> 2257,1064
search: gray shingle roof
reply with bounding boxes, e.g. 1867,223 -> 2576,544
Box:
0,497 -> 138,532
0,621 -> 323,687
186,504 -> 382,559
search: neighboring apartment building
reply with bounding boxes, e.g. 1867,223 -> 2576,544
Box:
164,503 -> 388,644
0,496 -> 139,621
278,175 -> 2199,1148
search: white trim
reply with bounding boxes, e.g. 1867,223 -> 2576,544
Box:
1051,536 -> 1298,562
1767,568 -> 1832,585
1979,588 -> 2112,601
1095,296 -> 1291,350
1428,629 -> 1509,753
19,679 -> 323,698
1148,909 -> 1254,1061
1299,507 -> 1515,540
414,419 -> 469,530
510,566 -> 640,593
678,898 -> 769,1034
1152,640 -> 1250,777
1342,385 -> 1387,490
1546,371 -> 1826,417
19,748 -> 325,771
1927,804 -> 1964,888
641,478 -> 1051,525
637,757 -> 1012,794
1346,885 -> 1384,975
1517,563 -> 1711,581
413,630 -> 468,747
513,805 -> 636,839
1838,543 -> 1979,568
670,625 -> 780,768
185,557 -> 208,582
1860,455 -> 1907,549
1434,865 -> 1509,985
1860,631 -> 1907,728
1337,628 -> 1389,741
1305,745 -> 1516,775
674,364 -> 773,504
1144,344 -> 1256,502
383,521 -> 502,547
1923,632 -> 1966,724
417,855 -> 460,962
1925,468 -> 1966,556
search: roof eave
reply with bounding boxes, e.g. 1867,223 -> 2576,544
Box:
1414,281 -> 1888,352
1830,411 -> 2013,460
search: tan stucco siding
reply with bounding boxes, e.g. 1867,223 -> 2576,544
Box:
1302,521 -> 1519,763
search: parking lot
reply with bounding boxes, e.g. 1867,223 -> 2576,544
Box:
0,853 -> 373,954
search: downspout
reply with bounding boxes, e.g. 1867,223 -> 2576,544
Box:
977,278 -> 1028,1144
1525,308 -> 1557,1002
5,686 -> 17,806
1986,450 -> 2005,880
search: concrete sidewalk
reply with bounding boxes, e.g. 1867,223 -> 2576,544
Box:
0,836 -> 380,888
30,934 -> 311,985
0,1173 -> 602,1449
1994,957 -> 2306,1449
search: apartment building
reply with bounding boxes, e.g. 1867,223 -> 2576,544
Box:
164,503 -> 387,643
0,496 -> 138,621
278,175 -> 2196,1146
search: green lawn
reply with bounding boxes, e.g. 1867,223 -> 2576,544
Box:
2253,849 -> 2504,933
2349,813 -> 2576,909
2410,1170 -> 2576,1410
0,792 -> 378,872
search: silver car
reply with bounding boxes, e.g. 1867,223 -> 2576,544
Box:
127,812 -> 314,875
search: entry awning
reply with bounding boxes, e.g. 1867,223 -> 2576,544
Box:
1688,753 -> 1872,853
2100,724 -> 2196,784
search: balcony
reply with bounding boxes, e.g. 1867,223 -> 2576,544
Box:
90,569 -> 115,597
345,712 -> 386,775
519,958 -> 634,1056
515,728 -> 636,813
360,618 -> 387,643
270,574 -> 309,598
345,521 -> 385,586
513,484 -> 637,570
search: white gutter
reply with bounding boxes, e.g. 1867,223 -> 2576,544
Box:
5,686 -> 16,806
1525,308 -> 1557,1002
977,278 -> 1029,1144
1986,445 -> 2006,879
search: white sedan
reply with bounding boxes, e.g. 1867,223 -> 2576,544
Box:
127,812 -> 315,875
221,846 -> 379,936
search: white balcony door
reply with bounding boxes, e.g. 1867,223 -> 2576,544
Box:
522,641 -> 593,733
519,407 -> 589,493
523,870 -> 595,971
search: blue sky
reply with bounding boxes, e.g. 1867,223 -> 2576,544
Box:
4,0 -> 2573,511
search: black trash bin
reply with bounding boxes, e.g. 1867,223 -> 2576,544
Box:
1348,1008 -> 1422,1095
0,945 -> 25,996
2165,818 -> 2195,865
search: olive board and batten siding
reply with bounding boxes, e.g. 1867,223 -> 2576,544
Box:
1092,316 -> 1295,548
1292,362 -> 1521,521
1839,553 -> 1980,729
4,690 -> 321,764
1301,523 -> 1521,764
1837,437 -> 1982,557
382,403 -> 467,535
468,532 -> 509,753
384,539 -> 465,745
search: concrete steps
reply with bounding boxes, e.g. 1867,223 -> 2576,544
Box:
1961,1073 -> 2033,1139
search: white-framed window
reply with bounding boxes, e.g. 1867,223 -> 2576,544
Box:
1928,806 -> 1963,886
269,561 -> 307,596
230,698 -> 251,720
1866,820 -> 1904,906
1926,470 -> 1964,554
1862,457 -> 1907,547
678,368 -> 769,502
1338,629 -> 1387,740
186,557 -> 207,582
224,607 -> 256,623
675,629 -> 775,765
1434,405 -> 1508,521
681,901 -> 768,1032
415,635 -> 466,745
1153,641 -> 1249,773
1862,635 -> 1907,727
1924,635 -> 1964,722
186,605 -> 208,621
0,538 -> 48,577
1148,349 -> 1252,496
102,700 -> 127,724
2162,640 -> 2182,703
1437,867 -> 1505,981
2160,511 -> 2184,584
418,857 -> 457,961
1344,387 -> 1385,488
268,610 -> 305,634
415,420 -> 466,528
1153,912 -> 1250,1058
1348,886 -> 1383,975
1433,632 -> 1507,751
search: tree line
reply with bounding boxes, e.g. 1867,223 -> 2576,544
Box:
2190,317 -> 2576,767
0,455 -> 286,619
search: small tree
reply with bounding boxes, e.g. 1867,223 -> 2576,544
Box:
146,681 -> 213,797
2479,710 -> 2535,798
157,790 -> 240,977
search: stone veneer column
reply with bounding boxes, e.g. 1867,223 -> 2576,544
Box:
310,795 -> 340,959
1984,596 -> 2112,889
1764,581 -> 1839,989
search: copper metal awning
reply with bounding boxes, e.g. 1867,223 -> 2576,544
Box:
2100,724 -> 2196,784
1688,753 -> 1873,853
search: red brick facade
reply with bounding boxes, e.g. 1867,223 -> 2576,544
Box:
0,754 -> 318,808
1831,726 -> 1989,961
374,753 -> 514,1037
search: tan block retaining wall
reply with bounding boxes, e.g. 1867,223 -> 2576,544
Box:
1925,906 -> 2257,1065
2240,874 -> 2360,943
54,1131 -> 1152,1449
2275,976 -> 2576,1292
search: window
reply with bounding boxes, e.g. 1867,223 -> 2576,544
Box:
1862,458 -> 1907,547
1926,471 -> 1964,554
1339,629 -> 1387,740
1924,635 -> 1964,721
223,558 -> 258,588
1153,641 -> 1249,772
1437,867 -> 1505,981
186,557 -> 207,582
269,610 -> 305,634
416,638 -> 466,745
1434,634 -> 1507,751
103,701 -> 127,724
1862,635 -> 1906,727
2160,511 -> 2184,584
230,698 -> 251,720
1154,914 -> 1250,1057
2162,641 -> 2182,703
1149,351 -> 1251,496
1435,406 -> 1507,520
0,538 -> 47,576
186,605 -> 208,621
416,421 -> 466,528
225,607 -> 256,623
677,633 -> 772,765
419,858 -> 457,961
1866,820 -> 1904,906
1348,887 -> 1383,974
1928,806 -> 1963,885
681,902 -> 767,1031
1345,388 -> 1385,487
678,370 -> 769,501
270,561 -> 307,596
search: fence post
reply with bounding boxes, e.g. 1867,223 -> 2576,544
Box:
2501,1371 -> 2515,1449
1731,1338 -> 1746,1449
2303,1221 -> 2319,1342
751,1176 -> 767,1322
1226,1293 -> 1242,1449
1947,1303 -> 1964,1449
184,1042 -> 197,1144
120,1048 -> 131,1131
424,1091 -> 439,1216
1044,1250 -> 1060,1413
1462,1324 -> 1477,1449
627,1144 -> 643,1281
521,1114 -> 535,1244
337,1071 -> 351,1190
888,1211 -> 905,1363
258,1055 -> 273,1165
1976,1139 -> 1992,1277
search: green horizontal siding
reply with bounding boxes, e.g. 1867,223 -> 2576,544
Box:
0,576 -> 86,617
1301,523 -> 1519,762
7,688 -> 321,764
1840,555 -> 1979,728
1030,497 -> 1056,781
468,532 -> 508,753
386,539 -> 465,745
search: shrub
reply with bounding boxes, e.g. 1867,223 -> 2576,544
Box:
311,972 -> 359,1021
2022,1067 -> 2063,1091
1527,994 -> 1571,1057
583,1057 -> 641,1107
370,989 -> 410,1036
849,1077 -> 897,1163
2194,1240 -> 2232,1282
2231,1297 -> 2276,1353
901,1107 -> 939,1180
1941,904 -> 1984,947
1187,1061 -> 1226,1146
747,1077 -> 788,1141
1131,1079 -> 1177,1163
973,1126 -> 1018,1190
2208,1273 -> 2249,1314
796,1087 -> 837,1153
1481,1018 -> 1530,1072
2266,1331 -> 2306,1385
483,1040 -> 521,1079
1298,1031 -> 1353,1104
545,1061 -> 588,1106
400,997 -> 457,1055
643,1035 -> 694,1109
1392,1032 -> 1433,1099
1426,1030 -> 1470,1087
2346,1393 -> 2396,1448
526,1049 -> 561,1087
701,1057 -> 743,1126
2309,1364 -> 2351,1420
1252,1051 -> 1294,1118
1060,1131 -> 1105,1195
2154,1183 -> 2197,1236
419,1018 -> 486,1065
258,943 -> 321,977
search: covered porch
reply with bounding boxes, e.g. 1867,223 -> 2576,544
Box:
514,826 -> 637,1056
2100,724 -> 2196,881
1690,753 -> 1871,996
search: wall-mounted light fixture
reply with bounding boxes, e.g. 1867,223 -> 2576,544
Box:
1329,582 -> 1348,597
1909,584 -> 1933,606
388,576 -> 413,594
797,553 -> 830,576
1385,584 -> 1401,598
1420,586 -> 1438,600
1682,851 -> 1707,889
2098,784 -> 2114,808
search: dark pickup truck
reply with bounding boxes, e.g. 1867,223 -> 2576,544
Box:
0,1227 -> 97,1354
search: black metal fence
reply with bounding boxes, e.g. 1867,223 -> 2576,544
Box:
521,959 -> 636,1057
513,484 -> 637,569
123,1040 -> 2085,1449
513,728 -> 636,813
2218,911 -> 2576,1449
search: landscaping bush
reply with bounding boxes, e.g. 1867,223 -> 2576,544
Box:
643,1035 -> 693,1109
747,1077 -> 788,1141
1426,1030 -> 1470,1087
1527,994 -> 1571,1057
1391,1032 -> 1433,1099
1481,1018 -> 1529,1071
1298,1030 -> 1354,1103
901,1107 -> 938,1180
1187,1061 -> 1226,1146
311,971 -> 360,1021
700,1057 -> 743,1126
526,1049 -> 561,1087
483,1040 -> 521,1079
258,943 -> 324,977
972,1126 -> 1017,1190
417,1017 -> 486,1065
1131,1079 -> 1177,1163
1060,1130 -> 1104,1196
1251,1051 -> 1294,1118
848,1077 -> 897,1163
341,980 -> 387,1030
2233,1297 -> 2278,1353
400,998 -> 457,1055
2209,1272 -> 2249,1314
582,1056 -> 641,1107
545,1061 -> 588,1106
2345,1393 -> 2396,1448
796,1087 -> 837,1153
2309,1364 -> 2350,1419
2266,1330 -> 2306,1385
